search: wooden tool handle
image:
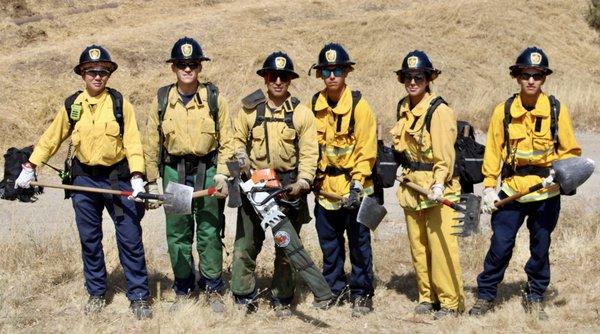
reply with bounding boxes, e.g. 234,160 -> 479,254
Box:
30,181 -> 127,196
192,187 -> 217,198
494,183 -> 560,208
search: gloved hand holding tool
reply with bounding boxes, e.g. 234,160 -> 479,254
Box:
212,174 -> 229,199
481,187 -> 500,214
427,184 -> 445,202
128,176 -> 146,202
343,180 -> 363,210
15,162 -> 36,189
145,182 -> 162,210
285,178 -> 310,197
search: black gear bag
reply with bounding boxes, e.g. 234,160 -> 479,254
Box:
1,145 -> 43,202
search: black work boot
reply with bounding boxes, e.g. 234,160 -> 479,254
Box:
272,301 -> 292,319
207,291 -> 225,314
84,295 -> 106,315
351,296 -> 373,317
468,298 -> 495,316
434,307 -> 458,320
414,302 -> 437,314
170,293 -> 193,312
130,299 -> 153,320
524,299 -> 549,321
312,296 -> 335,310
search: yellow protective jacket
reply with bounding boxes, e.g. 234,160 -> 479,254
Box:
391,92 -> 461,211
143,83 -> 234,182
483,92 -> 581,202
29,89 -> 145,173
312,86 -> 377,210
232,93 -> 318,183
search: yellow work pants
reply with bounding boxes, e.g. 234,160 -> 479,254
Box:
405,204 -> 464,311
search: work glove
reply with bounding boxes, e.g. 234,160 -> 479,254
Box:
234,149 -> 251,172
286,178 -> 310,197
145,182 -> 162,210
482,187 -> 500,214
213,174 -> 229,199
15,163 -> 36,188
427,184 -> 445,201
542,171 -> 554,188
343,180 -> 363,210
128,176 -> 146,202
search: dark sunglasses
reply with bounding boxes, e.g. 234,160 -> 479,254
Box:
84,69 -> 111,78
400,72 -> 427,84
175,62 -> 200,70
321,67 -> 345,78
266,72 -> 293,82
518,72 -> 545,81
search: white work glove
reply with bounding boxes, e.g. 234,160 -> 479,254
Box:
482,187 -> 500,214
213,174 -> 229,199
15,163 -> 36,188
128,177 -> 146,202
542,172 -> 554,188
145,182 -> 162,210
286,178 -> 310,197
234,149 -> 251,172
427,184 -> 445,201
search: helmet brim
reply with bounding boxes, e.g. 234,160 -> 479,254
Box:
166,56 -> 211,63
509,65 -> 553,75
312,61 -> 356,69
74,60 -> 118,75
394,68 -> 441,80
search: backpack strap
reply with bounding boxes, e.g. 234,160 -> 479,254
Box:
156,84 -> 173,177
503,93 -> 518,167
205,82 -> 220,137
311,92 -> 320,115
424,96 -> 447,133
549,95 -> 560,152
106,87 -> 124,137
64,91 -> 83,131
396,97 -> 406,121
349,90 -> 361,135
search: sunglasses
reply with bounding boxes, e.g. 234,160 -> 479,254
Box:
266,72 -> 293,83
84,69 -> 111,78
321,67 -> 345,78
175,62 -> 200,70
518,72 -> 545,81
400,72 -> 427,84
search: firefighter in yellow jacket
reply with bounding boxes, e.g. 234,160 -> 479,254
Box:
15,45 -> 152,319
143,37 -> 233,312
390,50 -> 464,319
309,43 -> 378,316
469,47 -> 581,320
230,51 -> 333,317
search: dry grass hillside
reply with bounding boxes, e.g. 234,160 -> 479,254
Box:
1,0 -> 600,333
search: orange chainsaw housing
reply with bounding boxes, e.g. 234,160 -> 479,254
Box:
251,168 -> 281,188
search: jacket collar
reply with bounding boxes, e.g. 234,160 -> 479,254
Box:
511,92 -> 550,118
399,92 -> 435,118
314,85 -> 353,115
168,82 -> 204,107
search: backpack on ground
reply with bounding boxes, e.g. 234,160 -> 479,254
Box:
396,96 -> 485,193
1,145 -> 43,202
156,82 -> 220,177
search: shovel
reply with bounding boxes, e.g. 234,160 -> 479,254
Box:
226,160 -> 243,208
317,191 -> 387,231
396,176 -> 481,237
30,181 -> 216,215
493,157 -> 595,208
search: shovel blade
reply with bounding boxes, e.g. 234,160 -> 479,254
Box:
226,160 -> 243,208
452,193 -> 482,237
163,181 -> 193,215
357,196 -> 387,231
553,157 -> 595,194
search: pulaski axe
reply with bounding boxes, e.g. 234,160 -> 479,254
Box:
396,176 -> 482,237
30,180 -> 216,215
493,157 -> 595,208
317,191 -> 387,231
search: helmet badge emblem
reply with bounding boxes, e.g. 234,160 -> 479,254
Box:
407,56 -> 419,69
530,52 -> 542,65
325,49 -> 337,63
275,56 -> 286,69
181,43 -> 193,58
88,48 -> 101,60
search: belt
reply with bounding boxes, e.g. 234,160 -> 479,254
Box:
502,165 -> 551,179
164,151 -> 217,191
71,157 -> 130,180
323,165 -> 351,176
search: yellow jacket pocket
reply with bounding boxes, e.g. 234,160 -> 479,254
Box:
279,128 -> 297,161
250,126 -> 267,160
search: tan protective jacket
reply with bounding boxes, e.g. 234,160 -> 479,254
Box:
391,92 -> 460,210
30,89 -> 145,173
312,86 -> 377,210
232,93 -> 318,183
143,84 -> 234,182
483,92 -> 581,202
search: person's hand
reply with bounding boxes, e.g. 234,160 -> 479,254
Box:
234,149 -> 251,172
145,182 -> 162,209
482,187 -> 500,214
128,176 -> 146,202
286,178 -> 310,197
427,184 -> 444,201
15,163 -> 36,188
343,180 -> 363,210
213,174 -> 229,199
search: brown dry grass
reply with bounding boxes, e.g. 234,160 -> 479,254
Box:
1,0 -> 600,332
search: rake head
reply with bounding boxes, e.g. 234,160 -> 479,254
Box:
451,193 -> 482,237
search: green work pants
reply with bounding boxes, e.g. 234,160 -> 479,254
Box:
163,164 -> 224,294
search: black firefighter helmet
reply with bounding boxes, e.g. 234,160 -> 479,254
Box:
166,37 -> 211,63
395,50 -> 441,81
73,45 -> 118,75
311,42 -> 355,75
509,46 -> 553,76
256,51 -> 299,79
